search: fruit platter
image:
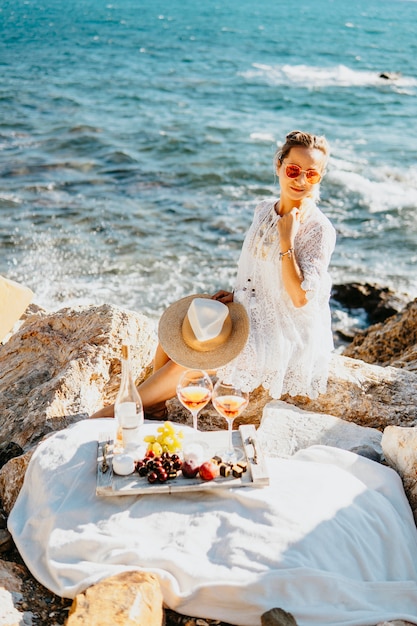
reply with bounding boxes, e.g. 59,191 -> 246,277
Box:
96,422 -> 269,496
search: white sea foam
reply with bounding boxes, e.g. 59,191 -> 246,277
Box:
329,164 -> 417,213
249,132 -> 275,143
242,63 -> 417,90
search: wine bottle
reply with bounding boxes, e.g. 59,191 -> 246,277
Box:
114,344 -> 144,452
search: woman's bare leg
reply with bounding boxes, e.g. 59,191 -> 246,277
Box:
137,358 -> 186,410
153,343 -> 171,372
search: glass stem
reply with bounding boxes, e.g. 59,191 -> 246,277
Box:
192,410 -> 199,430
227,419 -> 235,454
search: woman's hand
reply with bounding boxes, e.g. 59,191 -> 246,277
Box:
277,207 -> 300,249
212,290 -> 234,304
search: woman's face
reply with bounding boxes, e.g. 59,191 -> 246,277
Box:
277,146 -> 326,206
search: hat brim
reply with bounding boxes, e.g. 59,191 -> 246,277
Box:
158,293 -> 249,370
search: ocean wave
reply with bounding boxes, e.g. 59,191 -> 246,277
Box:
328,163 -> 417,213
241,63 -> 417,90
249,132 -> 276,143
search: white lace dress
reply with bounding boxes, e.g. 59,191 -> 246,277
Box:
218,198 -> 336,399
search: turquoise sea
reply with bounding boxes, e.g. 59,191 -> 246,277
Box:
1,0 -> 416,336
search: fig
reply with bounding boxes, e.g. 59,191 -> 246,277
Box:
181,459 -> 200,479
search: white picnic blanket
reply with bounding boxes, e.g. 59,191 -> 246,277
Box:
8,418 -> 417,626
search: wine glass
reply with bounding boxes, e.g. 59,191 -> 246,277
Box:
176,369 -> 213,430
212,380 -> 249,462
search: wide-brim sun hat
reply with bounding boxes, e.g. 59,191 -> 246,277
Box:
158,293 -> 249,370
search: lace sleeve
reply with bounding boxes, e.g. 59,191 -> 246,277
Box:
297,215 -> 336,300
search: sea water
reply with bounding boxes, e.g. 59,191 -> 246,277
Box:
0,0 -> 416,340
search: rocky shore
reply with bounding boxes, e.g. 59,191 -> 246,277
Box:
1,283 -> 416,626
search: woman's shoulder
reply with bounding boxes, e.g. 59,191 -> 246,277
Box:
305,203 -> 336,235
254,197 -> 277,216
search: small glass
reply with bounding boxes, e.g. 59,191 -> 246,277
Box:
212,380 -> 249,462
176,369 -> 213,430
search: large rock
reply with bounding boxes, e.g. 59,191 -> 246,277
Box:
381,426 -> 417,523
66,571 -> 163,626
331,282 -> 408,325
343,298 -> 417,371
0,450 -> 34,514
261,607 -> 298,626
0,304 -> 157,449
256,400 -> 383,460
0,559 -> 33,626
283,355 -> 417,431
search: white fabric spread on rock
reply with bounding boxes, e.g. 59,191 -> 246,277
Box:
217,198 -> 336,399
8,418 -> 417,626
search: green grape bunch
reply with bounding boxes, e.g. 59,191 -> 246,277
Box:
144,421 -> 184,455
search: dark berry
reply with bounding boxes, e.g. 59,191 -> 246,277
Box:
148,471 -> 158,484
158,471 -> 168,483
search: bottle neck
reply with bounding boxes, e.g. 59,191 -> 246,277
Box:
115,345 -> 143,415
120,354 -> 131,386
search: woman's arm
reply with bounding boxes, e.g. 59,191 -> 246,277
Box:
296,217 -> 337,298
277,208 -> 308,308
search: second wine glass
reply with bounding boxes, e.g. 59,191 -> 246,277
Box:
212,380 -> 249,461
176,369 -> 213,430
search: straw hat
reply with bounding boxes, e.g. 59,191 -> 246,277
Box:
158,293 -> 249,370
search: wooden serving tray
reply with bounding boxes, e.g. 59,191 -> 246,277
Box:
96,424 -> 269,496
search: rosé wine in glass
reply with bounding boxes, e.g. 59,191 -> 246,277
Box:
212,381 -> 249,461
177,369 -> 213,430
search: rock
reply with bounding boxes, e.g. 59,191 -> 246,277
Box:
0,559 -> 33,626
343,299 -> 417,371
378,72 -> 401,80
163,612 -> 223,625
283,355 -> 417,431
0,588 -> 25,626
0,528 -> 13,553
381,426 -> 417,523
0,558 -> 25,592
331,283 -> 407,325
0,507 -> 12,552
0,442 -> 24,470
261,607 -> 298,626
0,448 -> 34,514
256,400 -> 382,459
348,445 -> 382,462
377,622 -> 416,626
66,571 -> 163,626
0,553 -> 72,624
0,304 -> 157,449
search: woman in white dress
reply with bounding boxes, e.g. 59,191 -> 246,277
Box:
91,130 -> 336,419
213,129 -> 336,399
